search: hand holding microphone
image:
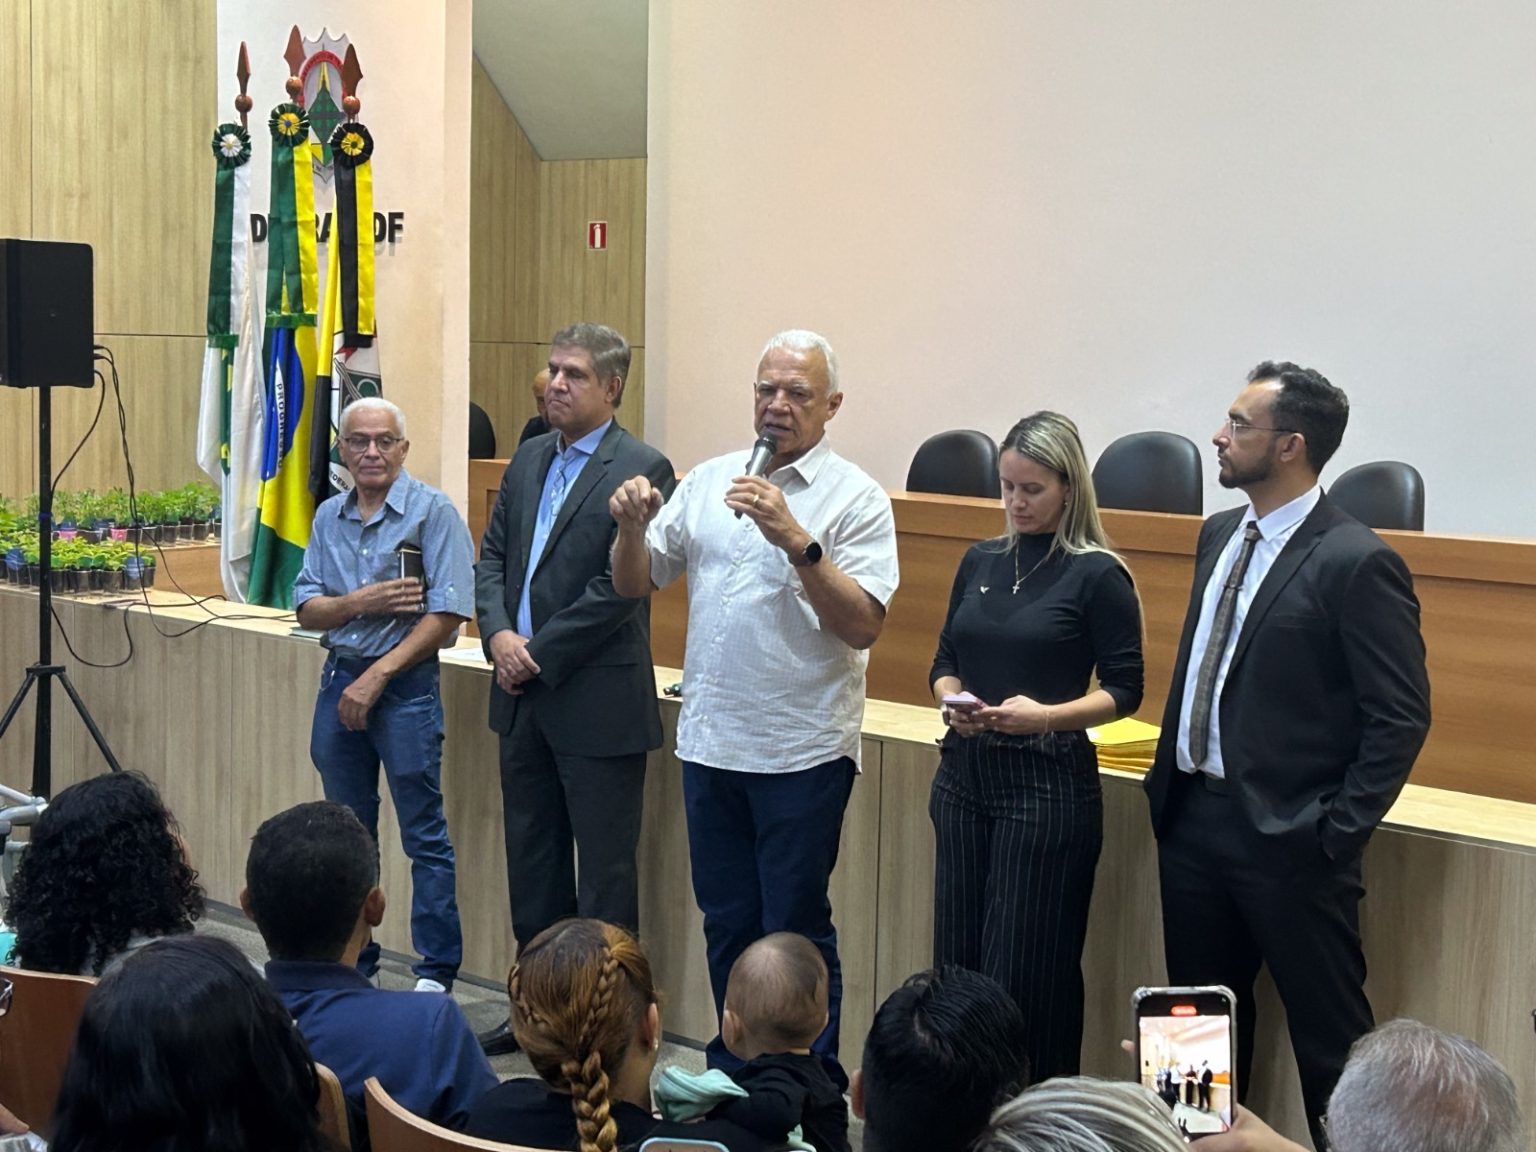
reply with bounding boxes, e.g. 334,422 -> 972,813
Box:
732,433 -> 779,518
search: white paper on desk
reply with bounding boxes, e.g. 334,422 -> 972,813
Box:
438,646 -> 491,668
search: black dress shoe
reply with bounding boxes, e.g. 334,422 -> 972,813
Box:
478,1019 -> 521,1056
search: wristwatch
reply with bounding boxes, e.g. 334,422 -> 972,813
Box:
789,539 -> 824,568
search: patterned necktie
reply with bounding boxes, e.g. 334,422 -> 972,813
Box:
1188,522 -> 1262,767
547,453 -> 572,520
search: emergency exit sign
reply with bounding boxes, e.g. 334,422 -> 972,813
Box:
588,221 -> 608,250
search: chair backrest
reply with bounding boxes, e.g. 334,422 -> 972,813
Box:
315,1062 -> 352,1151
469,402 -> 498,459
1091,431 -> 1203,515
0,964 -> 96,1136
364,1077 -> 541,1152
905,429 -> 1001,499
1328,460 -> 1425,531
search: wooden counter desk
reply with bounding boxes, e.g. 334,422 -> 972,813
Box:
5,585 -> 1536,1147
471,462 -> 1536,804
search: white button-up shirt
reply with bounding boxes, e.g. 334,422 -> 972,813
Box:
1177,485 -> 1321,779
645,437 -> 899,774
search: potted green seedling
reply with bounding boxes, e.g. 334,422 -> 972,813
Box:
21,539 -> 41,587
100,543 -> 127,591
123,550 -> 157,591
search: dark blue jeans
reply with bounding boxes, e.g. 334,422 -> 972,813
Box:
311,655 -> 463,985
683,756 -> 856,1091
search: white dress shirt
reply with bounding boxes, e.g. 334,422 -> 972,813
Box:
1177,485 -> 1321,779
645,436 -> 900,774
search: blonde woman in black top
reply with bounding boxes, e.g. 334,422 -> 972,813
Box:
929,411 -> 1143,1083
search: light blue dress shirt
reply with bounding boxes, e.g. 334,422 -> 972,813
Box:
516,419 -> 612,637
292,470 -> 476,659
1176,485 -> 1321,778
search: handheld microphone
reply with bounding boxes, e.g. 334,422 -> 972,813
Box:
735,433 -> 779,518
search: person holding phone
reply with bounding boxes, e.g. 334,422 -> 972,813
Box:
294,396 -> 475,993
929,411 -> 1143,1083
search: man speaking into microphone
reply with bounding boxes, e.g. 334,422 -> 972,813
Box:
611,329 -> 898,1088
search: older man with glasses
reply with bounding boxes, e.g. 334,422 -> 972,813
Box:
293,396 -> 475,994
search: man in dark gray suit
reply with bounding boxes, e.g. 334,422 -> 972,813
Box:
1144,361 -> 1431,1150
474,322 -> 674,1054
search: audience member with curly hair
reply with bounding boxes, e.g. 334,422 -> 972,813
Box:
464,918 -> 770,1152
5,771 -> 204,976
49,934 -> 333,1152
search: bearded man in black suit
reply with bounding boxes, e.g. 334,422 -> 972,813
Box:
1145,361 -> 1430,1150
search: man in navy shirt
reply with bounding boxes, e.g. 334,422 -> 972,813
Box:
243,801 -> 497,1147
294,397 -> 475,990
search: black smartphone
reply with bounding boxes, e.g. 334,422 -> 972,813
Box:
1132,985 -> 1237,1141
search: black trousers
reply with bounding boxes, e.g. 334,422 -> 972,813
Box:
930,730 -> 1103,1083
1158,776 -> 1372,1152
498,703 -> 647,951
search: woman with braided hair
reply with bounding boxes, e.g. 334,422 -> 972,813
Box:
464,919 -> 661,1151
464,919 -> 772,1152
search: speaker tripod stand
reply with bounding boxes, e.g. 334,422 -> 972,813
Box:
0,379 -> 123,799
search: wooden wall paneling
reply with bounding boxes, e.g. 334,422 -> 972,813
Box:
1361,832 -> 1536,1113
30,0 -> 214,338
0,592 -> 77,798
511,106 -> 542,344
615,345 -> 646,440
439,663 -> 517,982
1411,575 -> 1536,801
469,341 -> 545,460
535,159 -> 647,343
0,0 -> 30,237
229,632 -> 328,898
0,392 -> 35,504
46,335 -> 206,495
637,706 -> 716,1041
0,0 -> 32,500
872,740 -> 939,1003
56,599 -> 237,894
470,60 -> 523,344
833,737 -> 883,1060
469,57 -> 542,346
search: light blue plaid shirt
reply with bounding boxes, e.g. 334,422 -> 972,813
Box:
293,469 -> 475,659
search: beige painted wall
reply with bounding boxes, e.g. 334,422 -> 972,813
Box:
646,0 -> 1536,536
469,58 -> 648,454
0,0 -> 215,501
215,0 -> 473,505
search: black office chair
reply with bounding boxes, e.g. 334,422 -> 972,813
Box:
468,401 -> 497,459
1328,461 -> 1424,531
1091,431 -> 1203,514
906,430 -> 1001,499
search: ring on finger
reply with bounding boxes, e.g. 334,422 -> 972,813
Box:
752,494 -> 760,507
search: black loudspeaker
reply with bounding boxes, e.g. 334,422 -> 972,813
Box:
0,238 -> 94,388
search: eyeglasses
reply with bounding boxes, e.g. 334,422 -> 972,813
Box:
752,382 -> 820,408
340,434 -> 402,453
1220,418 -> 1296,438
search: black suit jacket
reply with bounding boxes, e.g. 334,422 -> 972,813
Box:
1144,494 -> 1431,863
474,421 -> 676,757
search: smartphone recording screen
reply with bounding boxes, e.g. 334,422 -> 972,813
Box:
1135,992 -> 1234,1139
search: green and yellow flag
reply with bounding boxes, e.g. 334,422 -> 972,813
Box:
247,102 -> 322,608
195,121 -> 267,602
